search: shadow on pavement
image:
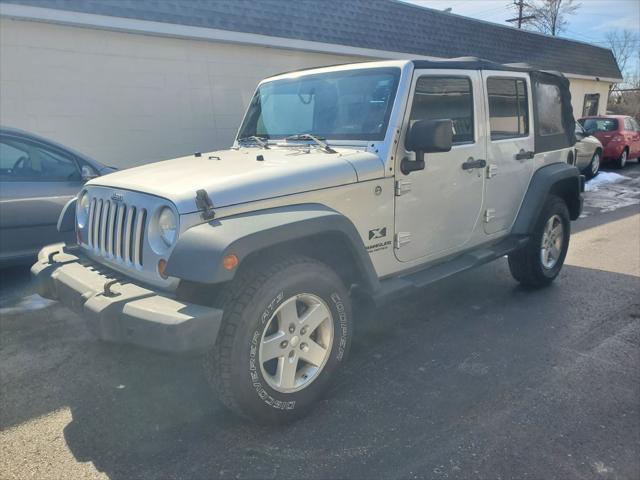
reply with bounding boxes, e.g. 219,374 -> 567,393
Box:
42,261 -> 637,480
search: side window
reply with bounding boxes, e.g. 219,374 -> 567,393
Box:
408,76 -> 474,144
35,146 -> 81,180
487,77 -> 529,140
624,118 -> 633,131
535,82 -> 565,136
0,140 -> 30,175
0,137 -> 79,181
582,94 -> 600,117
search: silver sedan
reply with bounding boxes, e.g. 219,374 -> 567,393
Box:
0,127 -> 114,266
575,123 -> 603,179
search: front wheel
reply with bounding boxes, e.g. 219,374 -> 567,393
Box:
205,255 -> 352,424
508,195 -> 571,287
585,150 -> 600,179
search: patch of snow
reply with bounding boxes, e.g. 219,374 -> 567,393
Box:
585,172 -> 630,192
0,294 -> 56,315
583,171 -> 640,214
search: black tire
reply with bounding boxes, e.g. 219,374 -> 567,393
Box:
614,148 -> 628,169
584,149 -> 601,179
205,255 -> 352,424
508,195 -> 571,288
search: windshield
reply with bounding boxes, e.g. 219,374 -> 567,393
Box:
238,67 -> 401,141
580,118 -> 618,133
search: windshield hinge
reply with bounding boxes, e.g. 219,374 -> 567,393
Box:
395,179 -> 412,196
195,189 -> 215,220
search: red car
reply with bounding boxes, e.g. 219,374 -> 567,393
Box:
578,115 -> 640,168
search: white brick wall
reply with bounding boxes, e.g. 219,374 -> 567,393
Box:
0,18 -> 366,168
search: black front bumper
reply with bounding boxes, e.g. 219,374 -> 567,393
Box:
31,244 -> 223,353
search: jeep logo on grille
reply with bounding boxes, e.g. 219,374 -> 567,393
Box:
111,193 -> 124,202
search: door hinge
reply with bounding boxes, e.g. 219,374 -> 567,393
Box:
395,179 -> 412,196
486,164 -> 498,179
484,209 -> 496,223
394,232 -> 412,249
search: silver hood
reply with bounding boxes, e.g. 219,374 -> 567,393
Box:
87,147 -> 384,214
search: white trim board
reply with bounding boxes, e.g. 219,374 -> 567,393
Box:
0,3 -> 622,83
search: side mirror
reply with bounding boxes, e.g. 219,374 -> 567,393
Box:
402,119 -> 453,175
81,165 -> 98,182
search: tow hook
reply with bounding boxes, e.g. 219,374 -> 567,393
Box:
103,279 -> 121,297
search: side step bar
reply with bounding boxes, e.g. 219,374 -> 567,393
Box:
369,235 -> 529,306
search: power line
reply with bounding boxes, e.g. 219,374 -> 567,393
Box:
506,0 -> 536,28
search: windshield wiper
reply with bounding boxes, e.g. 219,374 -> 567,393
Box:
237,136 -> 270,149
284,134 -> 337,154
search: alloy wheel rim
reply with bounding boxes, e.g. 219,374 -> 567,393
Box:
258,293 -> 334,393
540,214 -> 564,270
591,153 -> 600,175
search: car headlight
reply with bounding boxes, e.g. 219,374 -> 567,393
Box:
77,191 -> 90,228
158,207 -> 177,247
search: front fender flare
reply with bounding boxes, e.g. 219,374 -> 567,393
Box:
166,204 -> 380,291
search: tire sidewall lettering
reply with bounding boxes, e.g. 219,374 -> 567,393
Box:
248,288 -> 350,411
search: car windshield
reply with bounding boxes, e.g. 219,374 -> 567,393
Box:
580,118 -> 618,132
237,67 -> 401,142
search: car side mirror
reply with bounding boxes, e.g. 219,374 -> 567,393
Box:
402,119 -> 453,175
81,165 -> 98,182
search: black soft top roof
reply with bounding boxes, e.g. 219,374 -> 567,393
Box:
412,57 -> 563,78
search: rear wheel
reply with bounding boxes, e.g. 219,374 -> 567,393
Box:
585,150 -> 600,179
508,195 -> 570,287
615,148 -> 628,169
205,255 -> 352,424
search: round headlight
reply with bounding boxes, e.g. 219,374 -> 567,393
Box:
77,191 -> 90,227
158,207 -> 177,247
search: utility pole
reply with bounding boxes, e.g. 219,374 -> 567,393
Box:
506,0 -> 535,28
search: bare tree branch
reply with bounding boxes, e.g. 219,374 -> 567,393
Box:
515,0 -> 581,36
606,30 -> 639,82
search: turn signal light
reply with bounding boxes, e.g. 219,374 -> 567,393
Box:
223,254 -> 239,271
158,259 -> 168,279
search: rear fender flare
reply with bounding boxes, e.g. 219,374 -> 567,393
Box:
512,163 -> 583,235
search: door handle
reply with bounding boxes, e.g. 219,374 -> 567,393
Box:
515,150 -> 535,160
461,158 -> 487,170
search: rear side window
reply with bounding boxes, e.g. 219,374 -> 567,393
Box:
535,83 -> 564,136
409,76 -> 474,144
487,77 -> 529,140
624,118 -> 633,130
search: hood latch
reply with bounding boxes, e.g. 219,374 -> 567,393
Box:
195,189 -> 216,220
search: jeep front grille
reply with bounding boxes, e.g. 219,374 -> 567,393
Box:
87,198 -> 147,266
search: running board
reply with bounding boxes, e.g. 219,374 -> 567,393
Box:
370,235 -> 529,306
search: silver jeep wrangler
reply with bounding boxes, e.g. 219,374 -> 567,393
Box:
33,58 -> 583,423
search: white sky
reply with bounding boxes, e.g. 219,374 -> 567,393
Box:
402,0 -> 640,45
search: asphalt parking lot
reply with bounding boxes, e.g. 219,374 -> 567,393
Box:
1,164 -> 639,480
